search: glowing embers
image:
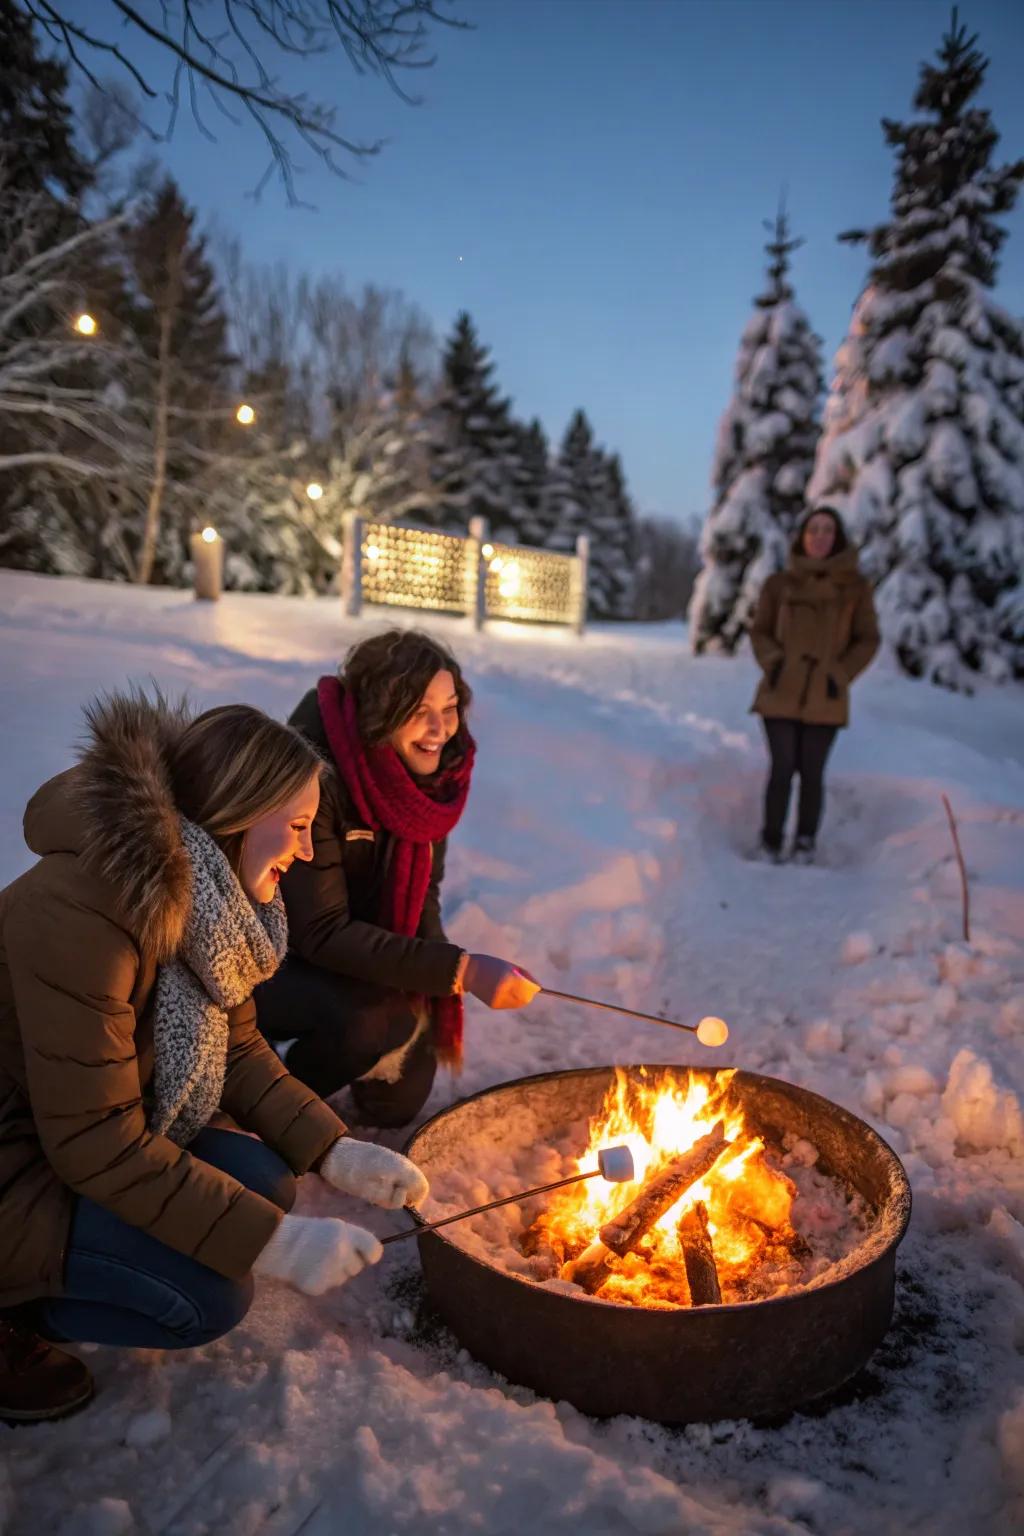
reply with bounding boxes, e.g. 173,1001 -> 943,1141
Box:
484,540 -> 575,624
359,523 -> 467,613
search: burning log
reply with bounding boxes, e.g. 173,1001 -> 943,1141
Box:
518,1219 -> 587,1279
678,1201 -> 722,1306
562,1122 -> 731,1296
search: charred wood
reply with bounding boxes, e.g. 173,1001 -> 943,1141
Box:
678,1201 -> 722,1306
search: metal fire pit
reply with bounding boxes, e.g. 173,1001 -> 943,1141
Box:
405,1065 -> 911,1424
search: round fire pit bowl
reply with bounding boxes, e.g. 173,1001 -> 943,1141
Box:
404,1065 -> 911,1425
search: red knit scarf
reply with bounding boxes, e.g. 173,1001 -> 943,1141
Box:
317,675 -> 474,1067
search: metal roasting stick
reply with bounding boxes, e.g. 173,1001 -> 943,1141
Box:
381,1145 -> 635,1246
540,986 -> 698,1035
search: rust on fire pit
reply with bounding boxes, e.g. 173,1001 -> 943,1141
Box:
403,1065 -> 912,1425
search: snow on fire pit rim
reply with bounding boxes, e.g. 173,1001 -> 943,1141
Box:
403,1062 -> 913,1310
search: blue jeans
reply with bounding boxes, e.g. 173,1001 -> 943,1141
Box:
36,1130 -> 295,1350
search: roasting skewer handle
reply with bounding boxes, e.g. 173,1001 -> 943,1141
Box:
539,986 -> 730,1048
380,1144 -> 635,1247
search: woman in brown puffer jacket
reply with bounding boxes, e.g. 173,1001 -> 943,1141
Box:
750,505 -> 879,862
0,690 -> 428,1425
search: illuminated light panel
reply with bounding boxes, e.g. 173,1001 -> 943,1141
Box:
484,541 -> 575,625
357,522 -> 577,627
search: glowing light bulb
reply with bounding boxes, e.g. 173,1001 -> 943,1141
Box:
201,526 -> 218,543
366,544 -> 380,561
74,313 -> 97,336
305,481 -> 324,501
235,402 -> 256,426
481,543 -> 494,559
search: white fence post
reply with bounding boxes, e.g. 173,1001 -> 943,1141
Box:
341,510 -> 364,618
466,515 -> 489,631
572,533 -> 590,637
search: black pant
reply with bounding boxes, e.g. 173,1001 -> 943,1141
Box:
761,718 -> 838,850
255,959 -> 437,1128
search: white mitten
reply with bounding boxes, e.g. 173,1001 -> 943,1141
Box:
320,1137 -> 429,1210
253,1213 -> 383,1296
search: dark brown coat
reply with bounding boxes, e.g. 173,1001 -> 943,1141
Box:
750,540 -> 880,728
281,689 -> 465,997
0,695 -> 345,1307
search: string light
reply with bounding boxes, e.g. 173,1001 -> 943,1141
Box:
73,313 -> 97,336
201,526 -> 218,543
306,481 -> 324,500
481,543 -> 494,559
235,402 -> 256,426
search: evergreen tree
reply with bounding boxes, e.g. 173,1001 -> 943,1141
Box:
689,205 -> 824,654
809,13 -> 1024,686
125,177 -> 235,583
513,417 -> 552,546
593,452 -> 637,619
0,0 -> 90,199
424,311 -> 521,537
544,411 -> 635,618
546,408 -> 599,554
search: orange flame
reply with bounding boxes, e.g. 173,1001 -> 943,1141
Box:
533,1069 -> 801,1307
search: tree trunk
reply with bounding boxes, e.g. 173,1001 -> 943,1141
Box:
136,299 -> 173,585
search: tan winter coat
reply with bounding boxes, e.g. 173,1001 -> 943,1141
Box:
750,539 -> 879,728
0,695 -> 345,1307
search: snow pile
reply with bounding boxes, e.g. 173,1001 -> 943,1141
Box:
1,569 -> 1023,1535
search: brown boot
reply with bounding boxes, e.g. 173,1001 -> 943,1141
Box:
0,1315 -> 94,1424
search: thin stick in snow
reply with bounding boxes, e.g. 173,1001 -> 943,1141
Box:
941,793 -> 970,943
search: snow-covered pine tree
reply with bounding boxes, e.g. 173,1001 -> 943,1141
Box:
512,417 -> 552,547
592,452 -> 637,619
808,13 -> 1024,686
544,411 -> 635,617
423,311 -> 522,539
546,408 -> 599,555
689,206 -> 824,653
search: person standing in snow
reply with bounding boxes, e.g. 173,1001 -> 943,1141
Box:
0,690 -> 429,1424
749,505 -> 879,862
257,629 -> 539,1123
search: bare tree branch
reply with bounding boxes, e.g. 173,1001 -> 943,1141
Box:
18,1 -> 467,203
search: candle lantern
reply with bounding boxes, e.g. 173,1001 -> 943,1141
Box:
191,526 -> 224,601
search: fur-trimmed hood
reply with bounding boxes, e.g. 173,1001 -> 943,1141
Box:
23,690 -> 193,962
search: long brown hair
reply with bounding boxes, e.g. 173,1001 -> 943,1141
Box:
167,704 -> 323,871
341,629 -> 472,766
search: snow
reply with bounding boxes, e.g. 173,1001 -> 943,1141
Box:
2,570 -> 1024,1534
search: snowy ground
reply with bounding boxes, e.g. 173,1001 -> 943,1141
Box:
1,568 -> 1022,1536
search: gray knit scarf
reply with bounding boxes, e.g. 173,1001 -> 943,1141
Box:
151,819 -> 288,1147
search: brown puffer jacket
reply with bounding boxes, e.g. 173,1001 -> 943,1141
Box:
0,694 -> 345,1307
750,523 -> 880,728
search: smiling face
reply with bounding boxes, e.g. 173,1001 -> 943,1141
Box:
389,668 -> 460,777
803,512 -> 838,561
238,772 -> 321,904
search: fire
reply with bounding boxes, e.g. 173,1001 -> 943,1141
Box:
531,1069 -> 803,1307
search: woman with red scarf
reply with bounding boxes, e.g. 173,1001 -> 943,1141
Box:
255,630 -> 538,1126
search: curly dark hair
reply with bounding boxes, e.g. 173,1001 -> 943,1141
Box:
341,629 -> 472,762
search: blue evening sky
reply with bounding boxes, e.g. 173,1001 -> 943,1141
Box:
65,0 -> 1024,521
